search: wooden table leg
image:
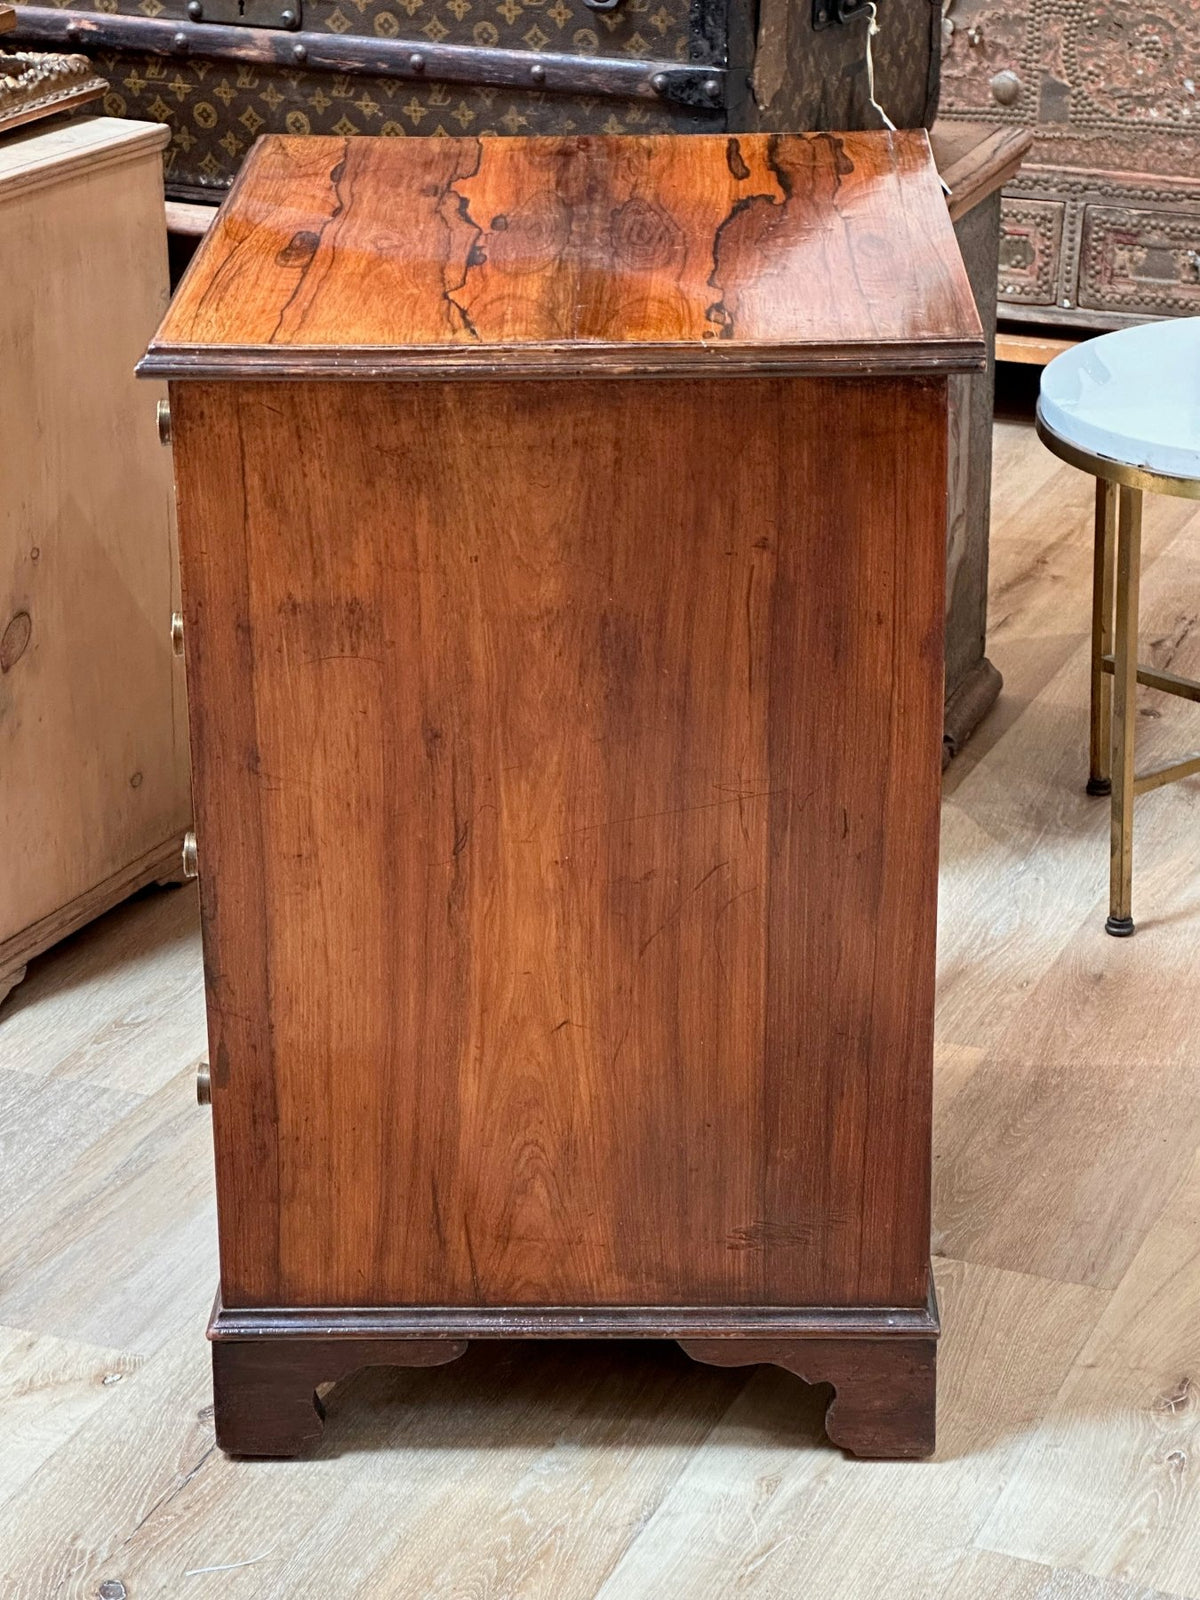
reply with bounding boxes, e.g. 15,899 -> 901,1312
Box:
211,1338 -> 469,1457
678,1337 -> 937,1459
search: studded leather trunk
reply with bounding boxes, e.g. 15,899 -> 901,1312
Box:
10,0 -> 942,198
939,0 -> 1200,330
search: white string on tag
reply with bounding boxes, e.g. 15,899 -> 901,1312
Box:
863,2 -> 953,196
863,2 -> 898,131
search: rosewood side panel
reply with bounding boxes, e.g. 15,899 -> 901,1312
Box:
172,372 -> 946,1313
147,131 -> 983,1460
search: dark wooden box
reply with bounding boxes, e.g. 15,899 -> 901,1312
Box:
11,0 -> 942,198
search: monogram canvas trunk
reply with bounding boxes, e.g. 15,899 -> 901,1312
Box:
10,0 -> 942,198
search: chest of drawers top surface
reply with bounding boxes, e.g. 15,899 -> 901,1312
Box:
144,130 -> 983,381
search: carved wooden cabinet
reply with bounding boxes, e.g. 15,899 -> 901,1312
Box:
939,0 -> 1200,330
143,130 -> 983,1459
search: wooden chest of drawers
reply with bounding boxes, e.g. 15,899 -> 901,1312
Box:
144,129 -> 983,1459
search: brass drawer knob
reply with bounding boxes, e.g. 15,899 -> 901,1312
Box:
181,830 -> 198,880
171,611 -> 185,656
197,1060 -> 211,1105
157,398 -> 172,446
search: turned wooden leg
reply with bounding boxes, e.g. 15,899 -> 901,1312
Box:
678,1336 -> 937,1459
211,1338 -> 469,1457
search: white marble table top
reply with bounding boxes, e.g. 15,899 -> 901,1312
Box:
1038,317 -> 1200,485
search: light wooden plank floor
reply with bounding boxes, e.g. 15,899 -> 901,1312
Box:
3,403 -> 1200,1600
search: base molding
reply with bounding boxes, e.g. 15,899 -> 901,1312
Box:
0,834 -> 190,1012
943,655 -> 1003,767
208,1290 -> 939,1461
0,965 -> 27,1012
682,1336 -> 937,1460
209,1296 -> 939,1343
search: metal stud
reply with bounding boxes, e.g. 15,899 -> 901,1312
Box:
409,51 -> 425,71
650,71 -> 668,93
530,61 -> 546,83
292,41 -> 307,61
172,29 -> 188,51
989,68 -> 1021,106
703,77 -> 720,99
186,1 -> 203,18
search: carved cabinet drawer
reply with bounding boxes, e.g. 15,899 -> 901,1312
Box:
1079,205 -> 1200,318
998,195 -> 1063,306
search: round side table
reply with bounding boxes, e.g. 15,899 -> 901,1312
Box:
1037,318 -> 1200,936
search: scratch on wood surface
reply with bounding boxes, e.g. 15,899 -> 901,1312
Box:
183,1550 -> 279,1576
573,791 -> 780,837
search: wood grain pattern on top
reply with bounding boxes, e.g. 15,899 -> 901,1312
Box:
144,131 -> 985,379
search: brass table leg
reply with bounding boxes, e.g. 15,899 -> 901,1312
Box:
1107,484 -> 1142,937
1087,477 -> 1117,796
